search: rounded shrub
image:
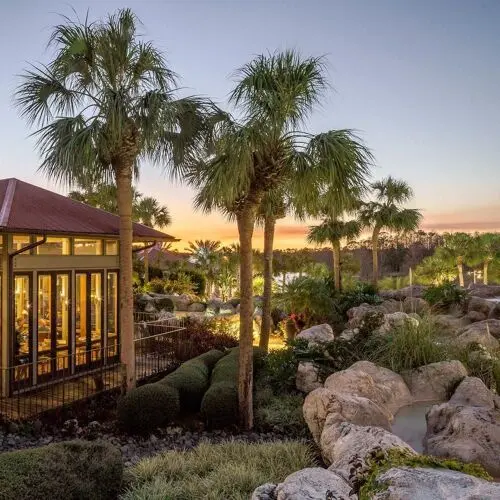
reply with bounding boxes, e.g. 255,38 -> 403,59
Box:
117,382 -> 180,434
0,440 -> 122,500
159,350 -> 225,411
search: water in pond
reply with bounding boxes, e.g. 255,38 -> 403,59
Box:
391,402 -> 436,453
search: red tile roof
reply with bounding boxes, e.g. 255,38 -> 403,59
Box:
0,178 -> 176,241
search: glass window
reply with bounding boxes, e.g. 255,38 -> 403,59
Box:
74,239 -> 102,255
37,275 -> 52,376
14,275 -> 30,380
107,272 -> 118,358
56,274 -> 70,371
36,237 -> 71,255
13,235 -> 31,253
105,240 -> 118,255
90,273 -> 103,361
75,274 -> 87,366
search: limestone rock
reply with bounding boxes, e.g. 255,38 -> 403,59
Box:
449,377 -> 495,409
274,468 -> 355,500
379,299 -> 403,314
466,310 -> 487,323
468,284 -> 500,298
303,388 -> 391,444
403,297 -> 430,315
251,483 -> 277,500
370,466 -> 500,499
458,319 -> 500,340
325,422 -> 416,477
296,362 -> 322,394
467,297 -> 494,317
380,285 -> 426,300
296,323 -> 334,344
332,361 -> 412,414
377,312 -> 419,334
425,403 -> 500,477
346,304 -> 385,330
455,325 -> 500,350
402,360 -> 467,402
488,301 -> 500,320
187,302 -> 206,313
434,314 -> 469,336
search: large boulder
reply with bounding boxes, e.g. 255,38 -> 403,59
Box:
324,422 -> 416,477
402,360 -> 467,402
303,387 -> 391,444
347,304 -> 385,329
380,285 -> 426,300
434,314 -> 469,336
252,468 -> 354,500
425,403 -> 500,477
403,296 -> 430,315
466,310 -> 488,323
467,297 -> 494,317
296,323 -> 334,345
327,361 -> 411,415
455,325 -> 500,350
296,362 -> 322,394
377,312 -> 419,334
458,319 -> 500,340
488,301 -> 500,320
165,294 -> 192,311
379,299 -> 403,314
449,377 -> 496,409
187,302 -> 206,313
369,467 -> 500,499
468,284 -> 500,298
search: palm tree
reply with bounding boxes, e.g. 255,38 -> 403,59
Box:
68,183 -> 141,214
471,233 -> 500,285
16,9 -> 216,390
190,51 -> 373,428
440,232 -> 474,287
359,177 -> 422,286
307,217 -> 362,291
186,240 -> 221,296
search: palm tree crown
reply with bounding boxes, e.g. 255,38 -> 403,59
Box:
134,196 -> 171,228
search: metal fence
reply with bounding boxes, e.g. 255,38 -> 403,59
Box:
0,313 -> 188,421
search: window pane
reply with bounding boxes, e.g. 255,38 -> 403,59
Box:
56,274 -> 70,371
13,235 -> 31,252
37,275 -> 52,376
74,239 -> 102,255
107,272 -> 118,358
14,276 -> 30,380
36,237 -> 70,255
90,273 -> 103,361
75,274 -> 87,366
105,240 -> 118,255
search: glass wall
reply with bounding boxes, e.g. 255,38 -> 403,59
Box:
56,274 -> 70,371
36,237 -> 71,255
14,275 -> 30,381
107,272 -> 118,358
90,273 -> 103,361
74,239 -> 102,255
37,275 -> 52,376
75,273 -> 88,366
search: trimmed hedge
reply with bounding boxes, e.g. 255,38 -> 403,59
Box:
117,382 -> 180,434
201,348 -> 239,427
160,349 -> 225,411
0,440 -> 122,500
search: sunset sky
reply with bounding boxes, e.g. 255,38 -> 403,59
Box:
0,0 -> 499,249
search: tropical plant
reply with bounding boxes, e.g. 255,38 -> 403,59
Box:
185,240 -> 222,296
440,232 -> 474,287
414,251 -> 458,285
471,233 -> 500,285
134,197 -> 171,228
16,9 -> 216,389
359,176 -> 422,285
308,216 -> 362,291
190,51 -> 373,428
422,282 -> 466,310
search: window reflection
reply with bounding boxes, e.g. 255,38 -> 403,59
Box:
13,235 -> 31,253
14,275 -> 30,381
74,239 -> 102,255
107,272 -> 118,357
36,237 -> 70,255
105,240 -> 118,255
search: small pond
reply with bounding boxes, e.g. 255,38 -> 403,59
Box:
391,401 -> 437,453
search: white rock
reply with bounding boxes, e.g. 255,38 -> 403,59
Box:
325,422 -> 416,478
296,362 -> 322,394
274,468 -> 355,500
402,360 -> 467,402
371,467 -> 500,499
377,312 -> 419,334
296,323 -> 334,344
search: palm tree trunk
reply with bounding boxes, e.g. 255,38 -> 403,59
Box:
484,261 -> 489,285
372,226 -> 381,286
260,215 -> 275,352
457,263 -> 465,287
236,204 -> 257,430
115,166 -> 135,391
332,240 -> 341,292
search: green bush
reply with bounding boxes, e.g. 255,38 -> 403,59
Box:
334,282 -> 382,318
365,316 -> 450,373
117,382 -> 180,434
143,278 -> 165,294
423,282 -> 466,310
159,350 -> 224,411
201,349 -> 239,427
122,441 -> 315,500
0,440 -> 122,500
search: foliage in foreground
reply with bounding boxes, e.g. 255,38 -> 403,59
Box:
0,440 -> 123,500
422,282 -> 466,310
122,441 -> 315,500
357,448 -> 492,499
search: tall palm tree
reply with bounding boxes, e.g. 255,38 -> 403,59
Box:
186,240 -> 221,296
441,232 -> 474,287
471,233 -> 500,285
16,9 -> 216,389
190,51 -> 373,428
359,176 -> 421,285
307,217 -> 362,291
